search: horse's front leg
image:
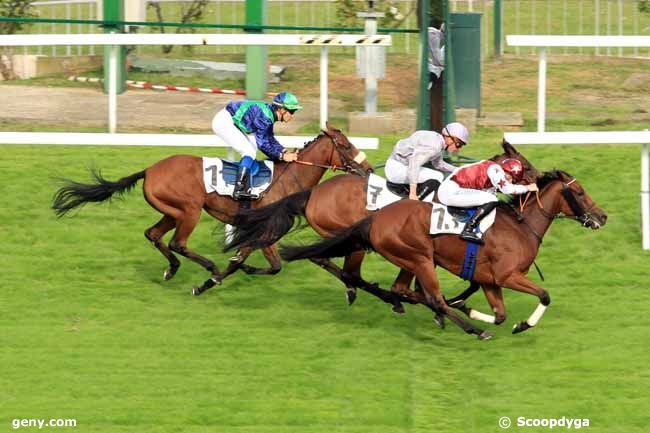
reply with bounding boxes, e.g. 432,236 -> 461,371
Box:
501,273 -> 551,334
453,284 -> 507,325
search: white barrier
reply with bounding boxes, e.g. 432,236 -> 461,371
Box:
0,33 -> 392,132
506,36 -> 650,132
0,132 -> 379,149
505,130 -> 650,251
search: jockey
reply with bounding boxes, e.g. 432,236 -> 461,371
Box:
385,122 -> 469,200
211,91 -> 302,200
438,158 -> 539,244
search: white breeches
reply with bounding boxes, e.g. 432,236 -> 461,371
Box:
384,158 -> 445,184
437,179 -> 498,207
211,108 -> 257,159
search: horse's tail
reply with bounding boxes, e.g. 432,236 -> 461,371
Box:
280,217 -> 374,262
224,189 -> 313,251
52,168 -> 145,217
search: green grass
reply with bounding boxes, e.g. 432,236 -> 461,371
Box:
1,129 -> 649,432
2,47 -> 650,432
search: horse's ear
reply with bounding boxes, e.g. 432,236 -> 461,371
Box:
502,139 -> 520,156
325,121 -> 341,133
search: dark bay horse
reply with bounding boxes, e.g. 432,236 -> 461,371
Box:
224,141 -> 541,313
52,123 -> 373,292
277,170 -> 607,340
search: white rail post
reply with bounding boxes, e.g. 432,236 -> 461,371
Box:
108,40 -> 117,134
642,136 -> 649,250
320,46 -> 328,130
538,47 -> 547,132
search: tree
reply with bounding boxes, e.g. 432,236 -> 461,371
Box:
336,0 -> 416,29
147,0 -> 208,54
0,0 -> 36,80
640,0 -> 650,14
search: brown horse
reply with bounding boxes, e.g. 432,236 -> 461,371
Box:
224,141 -> 541,314
52,123 -> 373,292
277,170 -> 607,340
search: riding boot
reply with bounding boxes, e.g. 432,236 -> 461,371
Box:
233,166 -> 254,200
459,201 -> 499,244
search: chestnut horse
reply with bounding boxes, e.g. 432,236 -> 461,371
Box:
52,123 -> 373,292
277,170 -> 607,340
224,141 -> 541,314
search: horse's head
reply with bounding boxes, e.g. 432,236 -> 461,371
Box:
321,122 -> 374,176
538,170 -> 608,230
491,140 -> 542,183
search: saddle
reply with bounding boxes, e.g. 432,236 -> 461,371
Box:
385,179 -> 441,200
202,157 -> 274,199
220,159 -> 273,189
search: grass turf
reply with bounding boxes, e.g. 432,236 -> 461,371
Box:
0,132 -> 648,432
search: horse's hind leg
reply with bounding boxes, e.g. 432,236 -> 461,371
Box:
168,210 -> 221,292
238,245 -> 283,275
145,215 -> 180,281
412,261 -> 492,340
307,255 -> 404,312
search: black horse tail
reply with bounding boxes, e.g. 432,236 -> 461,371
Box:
224,189 -> 313,251
280,217 -> 374,262
52,168 -> 145,217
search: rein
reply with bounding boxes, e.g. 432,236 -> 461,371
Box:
292,159 -> 349,172
258,134 -> 368,198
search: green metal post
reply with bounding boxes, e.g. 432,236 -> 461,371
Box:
245,0 -> 267,100
443,0 -> 456,124
494,0 -> 502,58
416,0 -> 430,130
102,0 -> 126,94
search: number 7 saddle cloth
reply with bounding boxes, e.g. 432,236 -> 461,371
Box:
202,157 -> 274,198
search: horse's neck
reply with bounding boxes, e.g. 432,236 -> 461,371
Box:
276,138 -> 330,191
521,182 -> 564,242
300,136 -> 334,166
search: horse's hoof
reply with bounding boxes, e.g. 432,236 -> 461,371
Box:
433,314 -> 445,329
346,289 -> 357,306
512,321 -> 532,334
478,330 -> 494,340
392,303 -> 405,315
229,254 -> 243,263
163,268 -> 176,281
191,286 -> 202,296
448,298 -> 465,309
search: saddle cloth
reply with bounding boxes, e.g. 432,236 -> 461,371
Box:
202,157 -> 274,198
366,173 -> 436,211
429,202 -> 497,236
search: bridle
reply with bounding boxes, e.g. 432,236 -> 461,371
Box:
519,177 -> 599,228
292,132 -> 370,176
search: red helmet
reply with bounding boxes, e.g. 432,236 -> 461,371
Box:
500,158 -> 524,182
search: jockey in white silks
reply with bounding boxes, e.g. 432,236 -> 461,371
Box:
384,122 -> 470,200
438,158 -> 539,244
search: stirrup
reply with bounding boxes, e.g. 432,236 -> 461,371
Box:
460,229 -> 484,244
233,190 -> 255,200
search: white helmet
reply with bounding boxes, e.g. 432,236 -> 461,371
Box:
443,122 -> 469,145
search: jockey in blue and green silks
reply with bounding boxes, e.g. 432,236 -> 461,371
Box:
211,91 -> 302,200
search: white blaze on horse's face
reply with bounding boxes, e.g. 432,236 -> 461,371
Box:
353,151 -> 367,164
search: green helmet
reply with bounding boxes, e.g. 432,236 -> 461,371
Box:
273,92 -> 302,110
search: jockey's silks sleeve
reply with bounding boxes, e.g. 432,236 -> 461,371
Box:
486,164 -> 529,195
226,101 -> 285,160
390,130 -> 456,184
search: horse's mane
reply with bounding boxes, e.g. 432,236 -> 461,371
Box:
536,169 -> 570,189
299,133 -> 325,153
